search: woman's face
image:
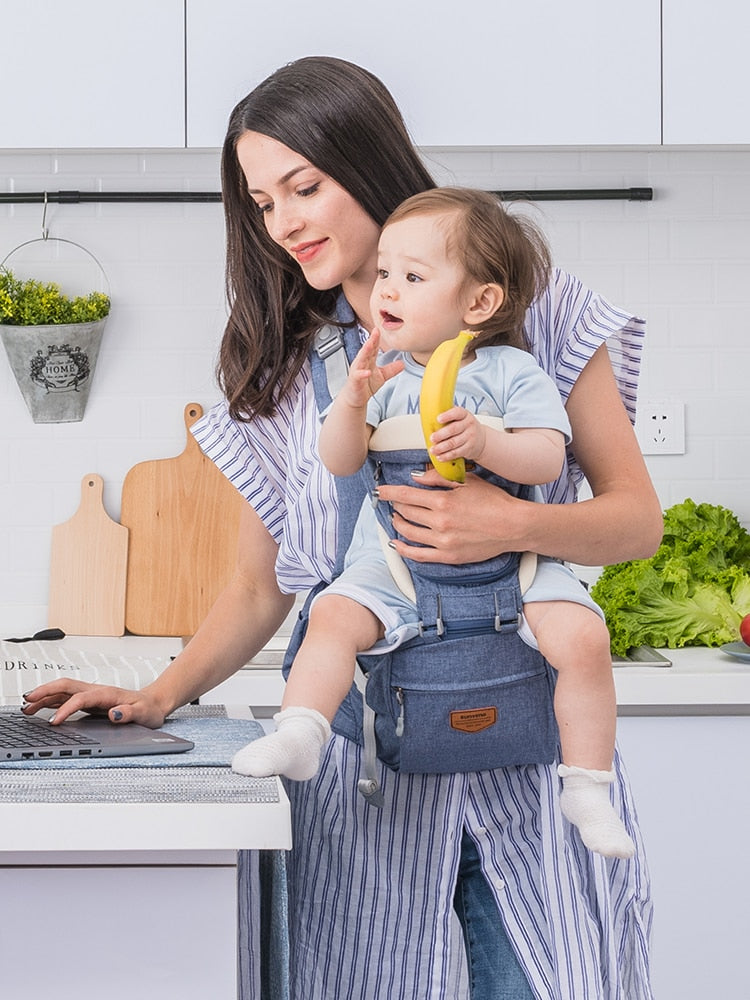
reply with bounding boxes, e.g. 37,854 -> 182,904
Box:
236,131 -> 381,319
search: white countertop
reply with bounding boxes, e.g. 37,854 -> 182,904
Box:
0,795 -> 291,853
0,703 -> 291,854
613,645 -> 750,712
1,636 -> 747,857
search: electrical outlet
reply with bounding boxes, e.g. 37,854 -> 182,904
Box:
635,401 -> 685,455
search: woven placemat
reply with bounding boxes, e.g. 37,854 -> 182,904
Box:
0,705 -> 266,769
0,766 -> 279,803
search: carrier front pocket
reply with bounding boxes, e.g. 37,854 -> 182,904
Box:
362,633 -> 558,774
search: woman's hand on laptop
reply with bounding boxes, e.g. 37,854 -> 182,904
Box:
22,680 -> 167,729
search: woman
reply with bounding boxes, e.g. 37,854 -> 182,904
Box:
24,57 -> 663,999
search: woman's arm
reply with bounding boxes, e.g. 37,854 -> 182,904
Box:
23,503 -> 295,727
377,345 -> 663,567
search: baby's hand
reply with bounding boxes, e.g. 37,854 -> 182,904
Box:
340,329 -> 404,407
428,406 -> 486,463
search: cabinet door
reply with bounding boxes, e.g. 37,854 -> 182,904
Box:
0,0 -> 184,148
0,866 -> 238,999
617,716 -> 750,998
663,0 -> 750,143
186,0 -> 661,148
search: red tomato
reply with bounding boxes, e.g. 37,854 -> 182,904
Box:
741,614 -> 750,647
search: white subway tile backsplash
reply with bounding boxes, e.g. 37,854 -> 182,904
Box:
491,149 -> 585,174
717,352 -> 750,392
671,219 -> 750,259
685,395 -> 745,438
716,263 -> 750,303
580,150 -> 653,172
665,149 -> 750,174
51,152 -> 141,175
582,220 -> 651,261
139,150 -> 221,176
642,261 -> 716,304
652,437 -> 716,480
648,173 -> 716,218
714,173 -> 750,214
1,146 -> 749,630
715,438 -> 750,477
672,305 -> 750,349
422,148 -> 495,182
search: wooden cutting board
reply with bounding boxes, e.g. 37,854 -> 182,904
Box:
48,473 -> 129,636
121,402 -> 244,636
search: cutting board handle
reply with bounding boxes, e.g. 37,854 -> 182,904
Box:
184,402 -> 204,430
79,473 -> 106,511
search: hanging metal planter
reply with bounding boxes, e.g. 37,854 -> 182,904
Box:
0,224 -> 110,424
1,317 -> 107,423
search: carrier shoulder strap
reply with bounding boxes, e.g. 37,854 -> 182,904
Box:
309,294 -> 362,410
311,324 -> 352,410
309,310 -> 388,804
309,302 -> 371,580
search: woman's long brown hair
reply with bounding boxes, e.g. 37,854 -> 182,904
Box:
219,56 -> 435,419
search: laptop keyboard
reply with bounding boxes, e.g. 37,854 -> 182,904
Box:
0,715 -> 97,747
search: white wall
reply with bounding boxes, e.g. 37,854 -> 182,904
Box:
1,147 -> 748,634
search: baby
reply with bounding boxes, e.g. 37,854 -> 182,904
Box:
233,187 -> 634,859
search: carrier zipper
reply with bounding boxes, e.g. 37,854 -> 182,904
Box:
395,687 -> 405,737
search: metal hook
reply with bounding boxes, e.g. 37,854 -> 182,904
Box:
41,192 -> 49,240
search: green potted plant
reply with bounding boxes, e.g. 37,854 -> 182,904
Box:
0,268 -> 110,423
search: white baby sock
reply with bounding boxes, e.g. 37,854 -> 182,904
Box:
557,764 -> 636,859
231,707 -> 332,781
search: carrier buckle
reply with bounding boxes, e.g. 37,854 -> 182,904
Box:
314,325 -> 345,360
417,601 -> 446,638
494,594 -> 522,633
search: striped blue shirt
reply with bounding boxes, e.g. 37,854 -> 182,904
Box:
194,268 -> 654,999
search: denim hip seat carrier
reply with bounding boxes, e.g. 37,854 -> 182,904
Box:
286,308 -> 558,803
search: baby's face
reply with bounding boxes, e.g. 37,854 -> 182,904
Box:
370,213 -> 472,365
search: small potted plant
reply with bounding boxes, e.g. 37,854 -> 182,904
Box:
0,268 -> 110,423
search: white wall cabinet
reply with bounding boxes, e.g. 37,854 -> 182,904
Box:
185,0 -> 662,148
0,0 -> 185,148
2,2 -> 746,151
663,0 -> 750,143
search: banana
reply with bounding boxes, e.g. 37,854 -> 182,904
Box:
419,329 -> 475,482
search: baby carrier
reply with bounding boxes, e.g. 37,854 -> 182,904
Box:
288,307 -> 558,804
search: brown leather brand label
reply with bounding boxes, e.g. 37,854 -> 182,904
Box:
450,707 -> 497,734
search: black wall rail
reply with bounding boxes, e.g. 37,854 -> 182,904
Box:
0,187 -> 653,206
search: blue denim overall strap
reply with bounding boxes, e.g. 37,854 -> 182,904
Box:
309,299 -> 369,579
294,305 -> 369,748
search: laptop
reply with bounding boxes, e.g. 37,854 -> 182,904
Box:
0,711 -> 194,762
